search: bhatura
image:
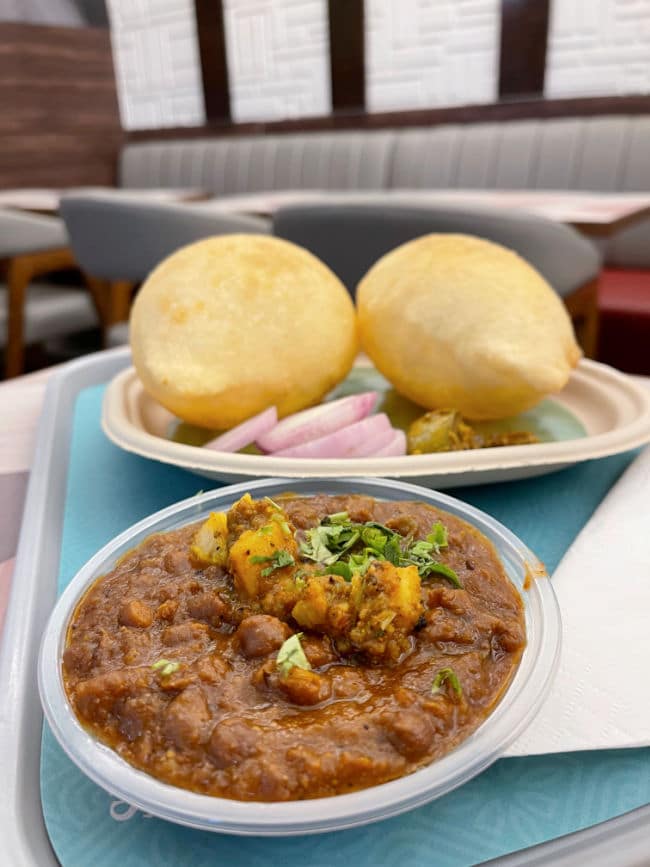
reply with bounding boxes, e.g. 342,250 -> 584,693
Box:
357,234 -> 581,420
130,235 -> 358,429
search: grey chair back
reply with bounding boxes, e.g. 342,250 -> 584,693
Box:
60,194 -> 271,283
272,203 -> 601,298
0,209 -> 67,258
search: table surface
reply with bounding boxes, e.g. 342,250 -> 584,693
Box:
199,188 -> 650,236
2,187 -> 650,235
0,187 -> 206,215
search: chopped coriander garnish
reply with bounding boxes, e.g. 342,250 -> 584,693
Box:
299,515 -> 461,588
258,525 -> 274,535
408,539 -> 433,559
401,532 -> 462,588
349,550 -> 375,575
151,659 -> 181,677
300,523 -> 360,566
325,511 -> 350,525
276,632 -> 311,678
360,525 -> 388,552
431,667 -> 463,699
419,561 -> 462,587
250,548 -> 295,577
329,561 -> 353,581
151,659 -> 170,670
427,522 -> 448,550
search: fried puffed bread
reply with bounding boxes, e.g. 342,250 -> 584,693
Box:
130,234 -> 358,428
357,233 -> 581,420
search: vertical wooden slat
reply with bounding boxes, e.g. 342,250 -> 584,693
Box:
194,0 -> 231,121
498,0 -> 550,98
0,22 -> 122,188
328,0 -> 365,112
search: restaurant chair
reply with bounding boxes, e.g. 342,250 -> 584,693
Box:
60,194 -> 271,345
273,203 -> 602,357
0,208 -> 99,377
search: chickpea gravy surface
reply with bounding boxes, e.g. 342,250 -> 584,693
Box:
63,494 -> 525,802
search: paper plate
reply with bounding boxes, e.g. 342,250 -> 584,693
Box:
102,360 -> 650,488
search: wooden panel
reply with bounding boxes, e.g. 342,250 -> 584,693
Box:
328,0 -> 365,111
127,94 -> 650,144
194,0 -> 231,121
499,0 -> 550,98
0,22 -> 122,189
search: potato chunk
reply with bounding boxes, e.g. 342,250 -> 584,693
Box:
228,493 -> 289,539
223,494 -> 423,662
291,574 -> 360,638
290,562 -> 422,662
190,512 -> 228,567
349,561 -> 422,661
229,520 -> 298,599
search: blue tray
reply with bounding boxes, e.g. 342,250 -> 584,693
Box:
2,348 -> 648,867
40,379 -> 650,866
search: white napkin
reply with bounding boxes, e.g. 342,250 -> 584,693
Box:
505,443 -> 650,756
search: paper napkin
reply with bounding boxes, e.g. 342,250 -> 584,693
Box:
506,444 -> 650,756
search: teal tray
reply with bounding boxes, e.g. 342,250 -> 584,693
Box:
2,348 -> 649,867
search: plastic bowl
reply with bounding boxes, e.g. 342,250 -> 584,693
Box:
39,477 -> 561,836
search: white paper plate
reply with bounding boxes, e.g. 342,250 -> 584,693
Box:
102,360 -> 650,488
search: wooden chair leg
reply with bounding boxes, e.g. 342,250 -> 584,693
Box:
4,247 -> 79,379
81,276 -> 134,347
82,275 -> 111,348
109,280 -> 135,324
83,274 -> 110,324
563,277 -> 599,359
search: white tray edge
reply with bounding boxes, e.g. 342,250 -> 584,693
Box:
0,346 -> 132,866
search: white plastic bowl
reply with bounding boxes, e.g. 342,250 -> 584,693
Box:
39,477 -> 561,836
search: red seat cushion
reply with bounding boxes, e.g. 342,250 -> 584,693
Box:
598,269 -> 650,374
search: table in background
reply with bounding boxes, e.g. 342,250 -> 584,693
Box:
3,186 -> 649,237
0,187 -> 207,216
201,188 -> 650,239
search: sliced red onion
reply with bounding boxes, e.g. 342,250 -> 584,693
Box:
350,424 -> 397,457
203,406 -> 277,453
372,429 -> 407,457
257,391 -> 378,453
271,413 -> 392,459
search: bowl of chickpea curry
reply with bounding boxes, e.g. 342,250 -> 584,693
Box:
39,478 -> 561,835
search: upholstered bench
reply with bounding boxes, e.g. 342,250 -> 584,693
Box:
117,116 -> 650,369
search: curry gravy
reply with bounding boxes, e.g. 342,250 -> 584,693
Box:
63,495 -> 525,801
